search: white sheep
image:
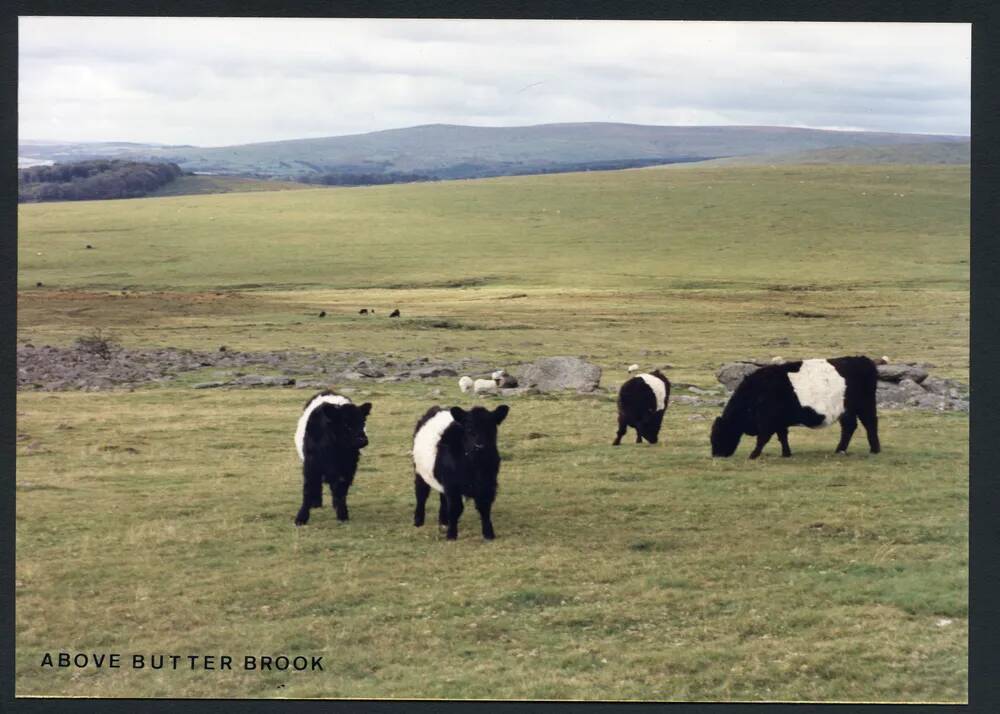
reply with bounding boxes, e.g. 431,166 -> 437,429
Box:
473,378 -> 499,396
458,376 -> 474,393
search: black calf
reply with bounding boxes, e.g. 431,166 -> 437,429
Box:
613,370 -> 671,445
412,405 -> 509,540
294,392 -> 372,525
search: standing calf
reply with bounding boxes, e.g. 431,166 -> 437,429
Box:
614,370 -> 671,445
412,405 -> 510,540
293,391 -> 372,525
710,356 -> 880,459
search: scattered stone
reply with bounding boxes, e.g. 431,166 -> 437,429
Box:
414,366 -> 458,379
294,380 -> 330,390
716,362 -> 761,391
517,356 -> 601,393
230,375 -> 295,388
193,381 -> 228,389
877,363 -> 929,384
674,395 -> 702,406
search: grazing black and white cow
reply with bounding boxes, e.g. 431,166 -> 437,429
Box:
412,404 -> 510,540
710,356 -> 880,459
613,370 -> 671,445
293,391 -> 372,525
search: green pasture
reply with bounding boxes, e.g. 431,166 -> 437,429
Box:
15,163 -> 969,701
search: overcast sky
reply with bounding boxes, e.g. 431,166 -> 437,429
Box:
19,17 -> 970,146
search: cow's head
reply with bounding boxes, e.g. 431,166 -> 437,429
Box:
317,402 -> 372,450
450,405 -> 509,458
710,415 -> 741,457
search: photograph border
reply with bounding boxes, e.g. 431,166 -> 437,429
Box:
4,0 -> 996,711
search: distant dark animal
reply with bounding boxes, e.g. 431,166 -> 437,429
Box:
614,370 -> 671,445
293,391 -> 372,525
359,309 -> 368,315
412,404 -> 510,540
710,356 -> 880,459
390,309 -> 400,317
492,369 -> 518,388
318,311 -> 326,318
85,244 -> 93,249
35,282 -> 43,287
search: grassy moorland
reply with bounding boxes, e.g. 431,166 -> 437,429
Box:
15,163 -> 968,701
146,174 -> 316,197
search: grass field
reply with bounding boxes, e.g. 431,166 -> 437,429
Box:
147,174 -> 317,198
15,163 -> 969,701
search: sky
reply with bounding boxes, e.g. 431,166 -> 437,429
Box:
19,17 -> 970,147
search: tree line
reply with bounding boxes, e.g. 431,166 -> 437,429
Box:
18,160 -> 184,202
297,171 -> 436,187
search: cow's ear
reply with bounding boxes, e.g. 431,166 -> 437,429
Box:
450,407 -> 467,422
358,402 -> 372,417
493,404 -> 510,425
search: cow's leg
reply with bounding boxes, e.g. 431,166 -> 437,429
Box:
612,415 -> 627,445
331,479 -> 350,522
776,428 -> 792,457
438,493 -> 448,526
836,412 -> 858,453
474,494 -> 496,540
413,474 -> 430,527
748,431 -> 773,460
444,487 -> 465,540
651,410 -> 665,445
635,430 -> 643,444
295,460 -> 323,526
857,402 -> 881,454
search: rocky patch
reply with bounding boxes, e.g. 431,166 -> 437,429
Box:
17,343 -> 490,392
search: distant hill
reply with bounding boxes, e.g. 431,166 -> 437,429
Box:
676,141 -> 971,168
19,123 -> 968,182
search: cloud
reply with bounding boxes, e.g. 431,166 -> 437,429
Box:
18,18 -> 970,145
